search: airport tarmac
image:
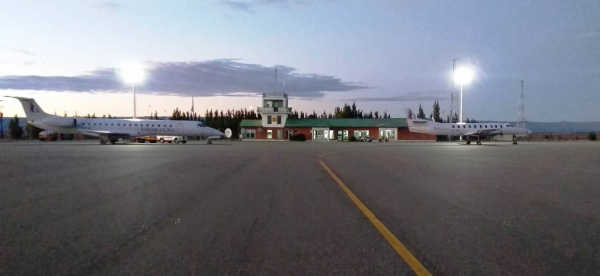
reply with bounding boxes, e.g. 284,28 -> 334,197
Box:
1,141 -> 599,275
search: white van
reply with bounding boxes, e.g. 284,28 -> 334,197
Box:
156,136 -> 188,144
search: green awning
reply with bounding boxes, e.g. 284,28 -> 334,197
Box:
284,118 -> 408,128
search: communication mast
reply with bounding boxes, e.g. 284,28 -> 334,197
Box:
274,66 -> 278,93
449,58 -> 459,123
450,93 -> 458,123
517,80 -> 525,127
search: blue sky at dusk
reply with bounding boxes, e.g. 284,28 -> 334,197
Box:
1,0 -> 599,121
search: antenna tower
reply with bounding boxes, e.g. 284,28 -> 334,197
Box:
517,80 -> 525,127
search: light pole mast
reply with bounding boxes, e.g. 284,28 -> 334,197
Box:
133,84 -> 137,119
517,80 -> 525,127
0,99 -> 4,139
459,84 -> 464,124
119,63 -> 144,119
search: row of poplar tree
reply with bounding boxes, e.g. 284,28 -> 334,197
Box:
413,101 -> 476,123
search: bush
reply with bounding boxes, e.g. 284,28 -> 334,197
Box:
349,135 -> 357,142
590,132 -> 597,141
289,133 -> 306,141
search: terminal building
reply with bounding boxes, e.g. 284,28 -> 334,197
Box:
239,93 -> 434,141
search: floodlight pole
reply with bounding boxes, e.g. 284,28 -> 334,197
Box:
133,83 -> 137,119
459,83 -> 464,141
459,84 -> 463,124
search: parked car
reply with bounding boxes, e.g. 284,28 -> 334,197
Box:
157,136 -> 188,144
39,131 -> 58,141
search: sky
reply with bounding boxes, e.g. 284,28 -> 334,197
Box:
0,0 -> 599,122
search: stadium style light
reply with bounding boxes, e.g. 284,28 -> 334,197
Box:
119,63 -> 145,118
453,66 -> 474,124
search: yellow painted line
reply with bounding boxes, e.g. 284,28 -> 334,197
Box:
319,160 -> 432,276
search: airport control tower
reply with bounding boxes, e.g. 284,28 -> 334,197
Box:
257,93 -> 292,129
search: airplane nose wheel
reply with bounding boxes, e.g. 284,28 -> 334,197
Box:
207,140 -> 213,145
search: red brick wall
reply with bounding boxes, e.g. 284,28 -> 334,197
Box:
243,126 -> 435,141
242,127 -> 286,140
398,128 -> 436,141
287,127 -> 313,140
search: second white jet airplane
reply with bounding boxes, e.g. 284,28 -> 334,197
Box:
8,96 -> 225,145
406,109 -> 531,145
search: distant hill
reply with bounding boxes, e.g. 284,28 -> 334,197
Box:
465,120 -> 600,133
524,121 -> 600,133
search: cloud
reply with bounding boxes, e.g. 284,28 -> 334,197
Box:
1,47 -> 37,56
351,90 -> 453,102
0,59 -> 369,98
222,1 -> 254,12
96,1 -> 125,12
221,0 -> 309,12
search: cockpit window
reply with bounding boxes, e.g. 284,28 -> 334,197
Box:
197,123 -> 206,127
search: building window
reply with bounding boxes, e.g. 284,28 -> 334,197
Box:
277,116 -> 281,124
267,130 -> 273,139
267,116 -> 272,124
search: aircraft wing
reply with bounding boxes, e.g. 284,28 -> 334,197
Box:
79,129 -> 132,139
464,129 -> 503,137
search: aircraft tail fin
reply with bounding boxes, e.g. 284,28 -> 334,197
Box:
4,96 -> 51,122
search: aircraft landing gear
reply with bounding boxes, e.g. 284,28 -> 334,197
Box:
512,134 -> 518,145
100,139 -> 107,145
476,136 -> 482,145
207,140 -> 213,145
466,136 -> 471,145
110,139 -> 117,145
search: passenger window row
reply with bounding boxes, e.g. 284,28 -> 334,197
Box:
451,124 -> 502,129
80,122 -> 174,128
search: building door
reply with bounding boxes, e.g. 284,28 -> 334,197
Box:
277,130 -> 282,140
312,128 -> 329,141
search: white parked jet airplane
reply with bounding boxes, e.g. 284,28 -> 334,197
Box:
406,109 -> 531,145
7,96 -> 224,145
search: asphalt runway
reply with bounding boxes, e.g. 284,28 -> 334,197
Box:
1,140 -> 599,275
